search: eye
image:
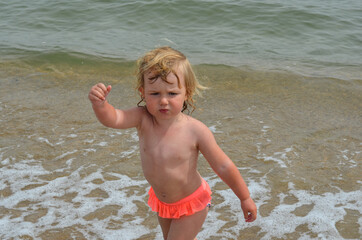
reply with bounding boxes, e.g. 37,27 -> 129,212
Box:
148,75 -> 160,81
150,92 -> 159,96
169,92 -> 178,96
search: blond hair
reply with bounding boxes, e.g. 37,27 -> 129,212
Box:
136,46 -> 205,113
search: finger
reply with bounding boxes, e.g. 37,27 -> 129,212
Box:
91,84 -> 105,97
89,92 -> 103,102
105,85 -> 112,98
96,83 -> 107,93
244,212 -> 251,222
97,83 -> 111,97
245,213 -> 252,222
241,208 -> 249,219
251,207 -> 257,220
245,211 -> 257,222
243,209 -> 249,220
90,88 -> 106,101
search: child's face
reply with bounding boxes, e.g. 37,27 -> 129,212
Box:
140,67 -> 187,120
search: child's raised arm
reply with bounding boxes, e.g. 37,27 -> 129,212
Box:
88,83 -> 143,129
196,121 -> 257,222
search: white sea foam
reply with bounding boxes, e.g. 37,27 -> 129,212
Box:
84,139 -> 94,143
208,125 -> 217,133
209,124 -> 223,133
53,150 -> 78,161
67,133 -> 77,138
1,155 -> 361,239
256,145 -> 293,168
198,176 -> 271,239
198,175 -> 362,239
129,130 -> 139,142
97,141 -> 108,147
258,186 -> 362,239
109,130 -> 123,138
118,145 -> 138,158
260,154 -> 287,168
1,134 -> 361,239
0,157 -> 156,239
37,136 -> 65,147
339,149 -> 359,168
261,125 -> 270,134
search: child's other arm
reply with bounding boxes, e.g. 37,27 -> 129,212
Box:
197,122 -> 257,222
88,83 -> 142,129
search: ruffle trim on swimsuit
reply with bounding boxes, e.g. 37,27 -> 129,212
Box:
148,179 -> 212,219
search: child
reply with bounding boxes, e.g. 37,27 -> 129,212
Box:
88,47 -> 257,240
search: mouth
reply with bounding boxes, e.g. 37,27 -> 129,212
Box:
159,109 -> 169,113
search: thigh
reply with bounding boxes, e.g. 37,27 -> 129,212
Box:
167,207 -> 208,240
158,216 -> 172,240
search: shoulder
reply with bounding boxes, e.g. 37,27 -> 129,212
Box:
185,118 -> 224,159
115,106 -> 149,129
185,116 -> 214,141
135,106 -> 152,126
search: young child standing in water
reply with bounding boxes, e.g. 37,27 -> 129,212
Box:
88,47 -> 257,240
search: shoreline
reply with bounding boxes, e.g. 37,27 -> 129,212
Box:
1,49 -> 361,82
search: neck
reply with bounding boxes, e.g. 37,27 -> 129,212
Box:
152,112 -> 185,129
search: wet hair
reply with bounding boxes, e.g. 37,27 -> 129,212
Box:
136,46 -> 205,113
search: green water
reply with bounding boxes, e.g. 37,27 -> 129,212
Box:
1,0 -> 361,79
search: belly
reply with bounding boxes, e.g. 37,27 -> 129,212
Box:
142,158 -> 186,187
141,156 -> 201,203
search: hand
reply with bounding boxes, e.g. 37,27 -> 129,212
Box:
88,83 -> 112,105
240,197 -> 257,222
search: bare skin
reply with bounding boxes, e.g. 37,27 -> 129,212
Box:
89,66 -> 257,240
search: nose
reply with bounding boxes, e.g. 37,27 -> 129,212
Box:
160,96 -> 168,105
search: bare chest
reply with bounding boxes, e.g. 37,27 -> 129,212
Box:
140,131 -> 197,164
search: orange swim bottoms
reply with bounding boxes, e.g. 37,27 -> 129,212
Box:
148,179 -> 212,219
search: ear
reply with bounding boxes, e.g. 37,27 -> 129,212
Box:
184,91 -> 189,101
139,87 -> 145,98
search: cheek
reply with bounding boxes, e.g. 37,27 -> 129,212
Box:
144,96 -> 152,105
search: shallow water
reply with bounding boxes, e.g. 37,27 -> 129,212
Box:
1,0 -> 361,238
0,56 -> 361,239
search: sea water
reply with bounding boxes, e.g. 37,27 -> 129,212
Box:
0,0 -> 361,239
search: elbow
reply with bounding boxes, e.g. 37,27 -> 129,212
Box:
101,121 -> 115,128
215,161 -> 235,177
95,115 -> 117,129
95,108 -> 122,129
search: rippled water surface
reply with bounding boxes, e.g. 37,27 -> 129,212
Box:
1,0 -> 361,79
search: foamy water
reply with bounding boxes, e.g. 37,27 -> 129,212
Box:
0,127 -> 152,239
1,122 -> 360,239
